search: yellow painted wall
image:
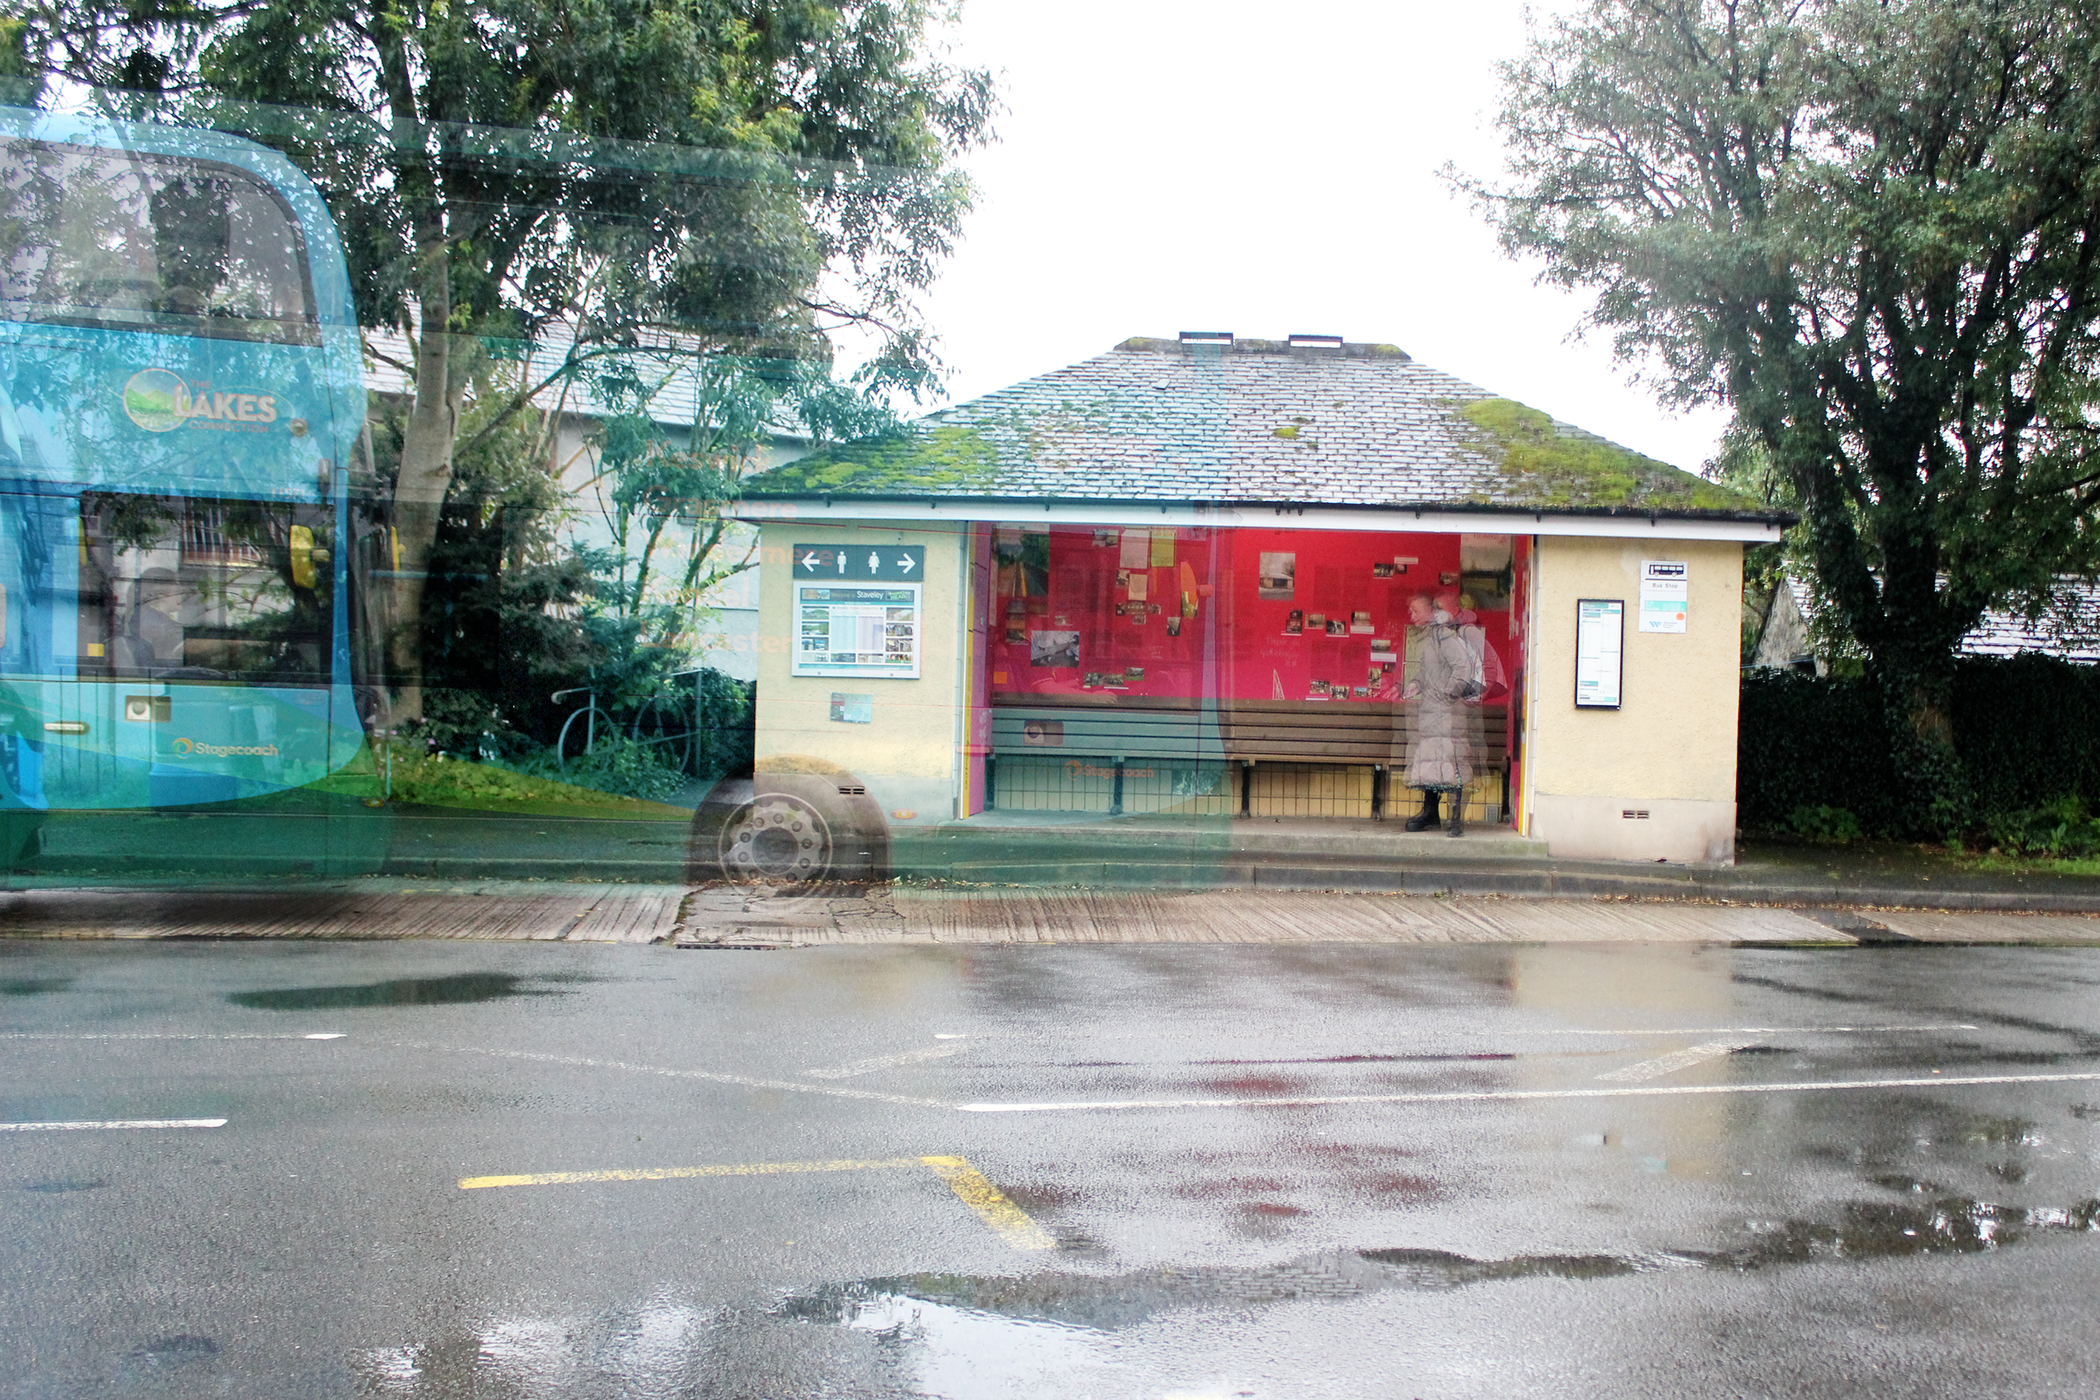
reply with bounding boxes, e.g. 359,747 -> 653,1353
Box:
754,521 -> 967,792
1521,536 -> 1743,862
1526,536 -> 1743,801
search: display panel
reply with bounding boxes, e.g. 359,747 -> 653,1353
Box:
793,583 -> 921,679
987,524 -> 1520,705
1575,598 -> 1625,708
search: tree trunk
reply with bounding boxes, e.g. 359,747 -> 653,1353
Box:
388,246 -> 463,724
1870,638 -> 1969,840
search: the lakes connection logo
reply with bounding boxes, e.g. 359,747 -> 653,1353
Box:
170,737 -> 280,758
123,369 -> 287,433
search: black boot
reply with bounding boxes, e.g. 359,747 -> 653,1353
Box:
1404,790 -> 1440,832
1446,795 -> 1465,838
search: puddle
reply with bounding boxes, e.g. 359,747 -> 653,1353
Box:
354,1193 -> 2100,1400
0,977 -> 73,995
227,972 -> 583,1010
129,1335 -> 217,1366
791,1194 -> 2100,1330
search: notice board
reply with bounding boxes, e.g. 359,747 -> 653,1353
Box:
1575,598 -> 1624,708
791,543 -> 926,679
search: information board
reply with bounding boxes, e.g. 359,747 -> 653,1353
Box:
793,583 -> 922,678
1575,598 -> 1624,708
1639,560 -> 1688,633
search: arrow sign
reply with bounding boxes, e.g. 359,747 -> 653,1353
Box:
792,544 -> 926,581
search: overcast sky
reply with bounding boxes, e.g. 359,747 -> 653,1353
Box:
915,0 -> 1730,473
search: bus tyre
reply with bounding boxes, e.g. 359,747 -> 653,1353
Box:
687,766 -> 890,889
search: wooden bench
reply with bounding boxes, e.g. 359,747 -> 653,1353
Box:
987,695 -> 1512,817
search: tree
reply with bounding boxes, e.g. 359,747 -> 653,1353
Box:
4,0 -> 994,719
1460,0 -> 2100,834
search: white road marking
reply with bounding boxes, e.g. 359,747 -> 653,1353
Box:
0,1033 -> 343,1043
1533,1024 -> 1977,1036
0,1118 -> 226,1131
406,1043 -> 951,1108
304,1033 -> 346,1040
806,1045 -> 964,1079
957,1069 -> 2100,1114
1597,1039 -> 1756,1082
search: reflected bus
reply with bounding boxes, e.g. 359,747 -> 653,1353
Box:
0,106 -> 372,870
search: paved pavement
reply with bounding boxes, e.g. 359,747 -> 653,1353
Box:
5,936 -> 2100,1397
29,802 -> 2100,910
7,879 -> 2100,948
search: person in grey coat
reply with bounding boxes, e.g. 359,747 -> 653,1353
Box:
1400,592 -> 1479,835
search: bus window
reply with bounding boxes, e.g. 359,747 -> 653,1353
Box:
0,490 -> 334,686
0,139 -> 318,345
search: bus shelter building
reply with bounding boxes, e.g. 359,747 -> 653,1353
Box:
730,334 -> 1787,865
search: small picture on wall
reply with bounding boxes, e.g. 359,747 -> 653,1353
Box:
1373,562 -> 1400,579
1308,679 -> 1330,697
1166,616 -> 1183,637
1460,570 -> 1513,610
1283,609 -> 1304,636
1257,551 -> 1296,600
1440,571 -> 1459,587
1325,619 -> 1346,637
1081,671 -> 1104,688
1031,630 -> 1080,668
1350,610 -> 1373,634
1094,530 -> 1118,549
1125,667 -> 1145,681
829,693 -> 873,724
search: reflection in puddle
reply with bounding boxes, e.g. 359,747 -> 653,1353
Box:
0,977 -> 74,995
838,1291 -> 1120,1398
227,971 -> 583,1010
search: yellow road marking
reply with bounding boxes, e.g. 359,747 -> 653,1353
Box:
459,1157 -> 923,1190
919,1155 -> 1057,1251
457,1153 -> 1056,1251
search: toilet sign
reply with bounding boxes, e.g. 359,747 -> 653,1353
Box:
1639,560 -> 1688,633
793,544 -> 924,582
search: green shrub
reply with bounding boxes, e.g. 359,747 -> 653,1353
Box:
1789,805 -> 1865,843
502,735 -> 686,802
1983,796 -> 2100,859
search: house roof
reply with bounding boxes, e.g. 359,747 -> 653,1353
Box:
740,335 -> 1780,521
1761,578 -> 2100,666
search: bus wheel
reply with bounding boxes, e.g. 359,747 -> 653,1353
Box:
687,764 -> 889,889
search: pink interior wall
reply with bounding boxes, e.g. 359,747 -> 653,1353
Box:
988,525 -> 1523,705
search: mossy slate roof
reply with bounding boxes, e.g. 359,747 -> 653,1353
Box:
743,337 -> 1773,517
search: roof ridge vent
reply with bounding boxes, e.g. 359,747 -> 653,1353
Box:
1286,333 -> 1343,349
1177,330 -> 1234,346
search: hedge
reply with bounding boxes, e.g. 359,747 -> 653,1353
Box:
1738,654 -> 2100,840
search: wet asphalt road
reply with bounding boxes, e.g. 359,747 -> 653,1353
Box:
5,937 -> 2100,1399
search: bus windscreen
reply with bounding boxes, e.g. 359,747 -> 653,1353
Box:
0,139 -> 318,346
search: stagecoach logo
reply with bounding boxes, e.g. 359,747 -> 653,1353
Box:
170,736 -> 280,758
123,369 -> 282,433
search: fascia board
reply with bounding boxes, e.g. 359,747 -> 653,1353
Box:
726,496 -> 1785,543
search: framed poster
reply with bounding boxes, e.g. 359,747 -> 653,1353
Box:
1575,598 -> 1624,708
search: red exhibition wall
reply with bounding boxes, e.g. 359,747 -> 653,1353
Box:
988,524 -> 1526,705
